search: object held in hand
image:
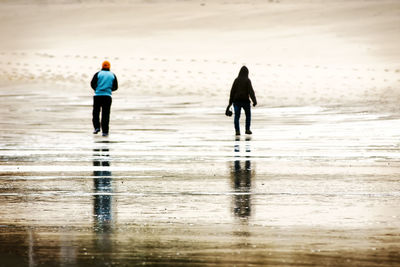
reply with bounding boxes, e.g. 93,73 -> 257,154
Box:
225,106 -> 233,117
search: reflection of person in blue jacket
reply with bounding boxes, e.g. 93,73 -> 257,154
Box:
93,148 -> 112,233
91,61 -> 118,136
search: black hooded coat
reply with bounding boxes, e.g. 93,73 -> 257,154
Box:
228,66 -> 257,106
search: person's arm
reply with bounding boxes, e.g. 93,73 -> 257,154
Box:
249,80 -> 257,106
112,74 -> 118,91
90,72 -> 99,90
228,80 -> 237,106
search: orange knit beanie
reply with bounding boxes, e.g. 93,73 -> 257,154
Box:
102,61 -> 111,69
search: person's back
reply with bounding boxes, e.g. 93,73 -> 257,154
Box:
94,70 -> 117,96
91,64 -> 118,97
230,77 -> 255,103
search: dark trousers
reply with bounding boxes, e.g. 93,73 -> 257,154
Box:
233,101 -> 251,132
92,96 -> 112,133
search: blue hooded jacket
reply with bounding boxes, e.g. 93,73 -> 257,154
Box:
91,69 -> 118,96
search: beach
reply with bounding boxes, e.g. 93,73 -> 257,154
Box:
1,0 -> 400,266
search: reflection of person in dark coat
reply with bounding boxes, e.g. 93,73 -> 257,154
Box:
232,160 -> 252,218
228,66 -> 257,136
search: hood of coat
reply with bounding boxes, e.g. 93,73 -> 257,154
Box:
238,66 -> 249,78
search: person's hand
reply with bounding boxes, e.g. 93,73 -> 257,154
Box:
225,105 -> 233,117
253,102 -> 257,107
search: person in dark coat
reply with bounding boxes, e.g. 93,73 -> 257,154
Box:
91,61 -> 118,137
227,66 -> 257,136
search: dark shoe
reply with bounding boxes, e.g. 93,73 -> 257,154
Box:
235,131 -> 240,136
93,128 -> 100,134
102,133 -> 109,137
245,130 -> 252,135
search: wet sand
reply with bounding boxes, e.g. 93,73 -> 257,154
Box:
1,83 -> 400,266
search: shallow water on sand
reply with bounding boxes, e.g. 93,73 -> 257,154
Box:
1,85 -> 400,266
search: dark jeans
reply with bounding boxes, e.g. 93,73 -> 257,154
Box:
92,96 -> 112,133
233,101 -> 251,132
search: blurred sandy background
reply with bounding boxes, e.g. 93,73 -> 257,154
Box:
0,0 -> 399,108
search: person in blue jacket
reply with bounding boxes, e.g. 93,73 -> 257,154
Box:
91,61 -> 118,136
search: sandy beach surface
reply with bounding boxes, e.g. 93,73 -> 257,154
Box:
1,0 -> 400,266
